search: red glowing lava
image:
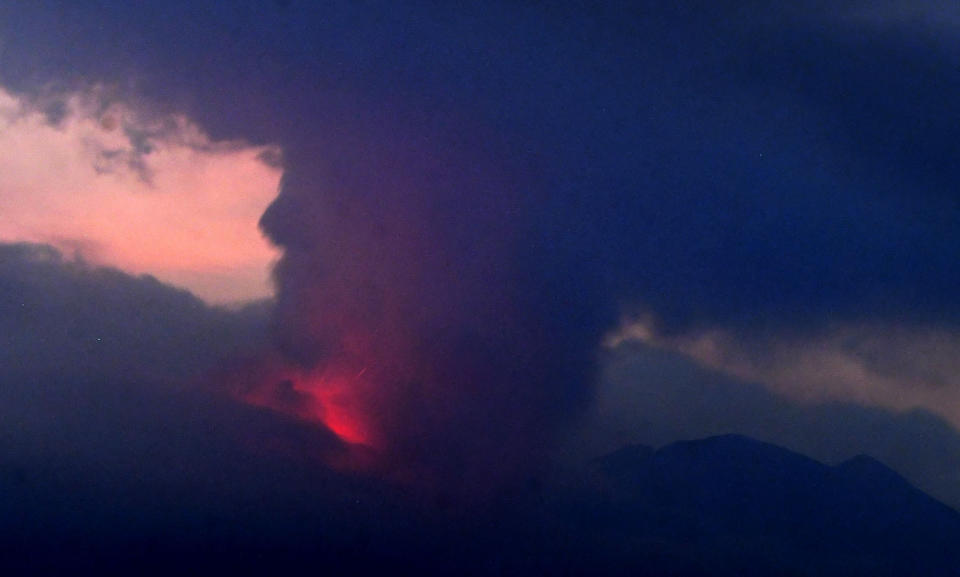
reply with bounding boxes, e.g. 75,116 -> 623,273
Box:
236,360 -> 377,454
300,370 -> 372,446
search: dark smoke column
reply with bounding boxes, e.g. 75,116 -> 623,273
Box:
258,109 -> 614,494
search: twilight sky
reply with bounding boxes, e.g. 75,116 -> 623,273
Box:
0,85 -> 281,304
1,0 -> 960,532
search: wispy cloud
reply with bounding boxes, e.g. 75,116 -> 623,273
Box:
608,315 -> 960,428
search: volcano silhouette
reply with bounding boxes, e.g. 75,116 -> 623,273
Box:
565,434 -> 960,576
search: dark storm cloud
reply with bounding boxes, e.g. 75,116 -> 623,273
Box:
2,0 -> 959,484
0,242 -> 287,465
0,242 -> 268,385
0,242 -> 323,464
4,0 -> 954,332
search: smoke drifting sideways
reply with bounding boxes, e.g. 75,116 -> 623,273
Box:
238,113 -> 618,495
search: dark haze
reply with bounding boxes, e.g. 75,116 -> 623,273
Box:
3,2 -> 960,574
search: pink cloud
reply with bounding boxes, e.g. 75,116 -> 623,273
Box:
0,86 -> 282,304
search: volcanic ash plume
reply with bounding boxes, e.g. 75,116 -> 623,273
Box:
245,115 -> 614,493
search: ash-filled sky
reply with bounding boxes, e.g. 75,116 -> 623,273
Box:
2,0 -> 960,533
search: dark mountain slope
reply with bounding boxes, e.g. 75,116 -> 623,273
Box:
560,434 -> 960,576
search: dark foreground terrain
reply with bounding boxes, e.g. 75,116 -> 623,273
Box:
3,433 -> 959,576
